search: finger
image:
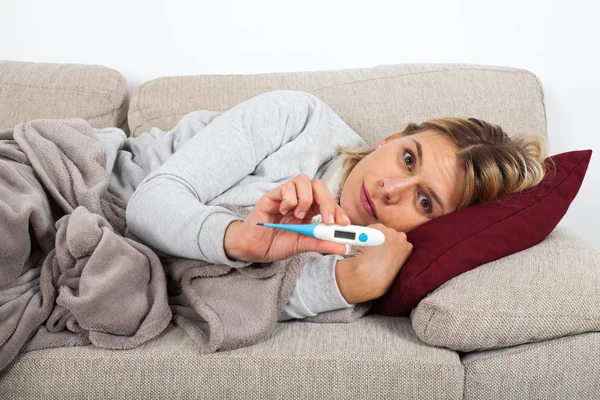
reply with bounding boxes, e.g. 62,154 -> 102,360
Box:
279,182 -> 298,215
301,207 -> 319,221
311,180 -> 336,225
334,205 -> 351,226
297,235 -> 347,257
292,174 -> 313,220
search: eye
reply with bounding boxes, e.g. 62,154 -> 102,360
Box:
403,148 -> 433,214
403,149 -> 415,170
419,193 -> 433,214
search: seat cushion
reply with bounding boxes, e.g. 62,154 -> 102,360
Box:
410,226 -> 600,352
462,332 -> 600,400
128,63 -> 546,139
0,61 -> 129,132
0,317 -> 464,400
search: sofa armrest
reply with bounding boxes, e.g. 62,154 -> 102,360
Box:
410,226 -> 600,352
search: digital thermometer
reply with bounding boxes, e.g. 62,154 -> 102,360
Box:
256,222 -> 385,247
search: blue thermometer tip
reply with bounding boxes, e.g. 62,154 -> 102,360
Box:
256,222 -> 317,238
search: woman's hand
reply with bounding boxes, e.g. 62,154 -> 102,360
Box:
335,224 -> 413,304
224,174 -> 351,263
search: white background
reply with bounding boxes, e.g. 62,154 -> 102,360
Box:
2,0 -> 598,249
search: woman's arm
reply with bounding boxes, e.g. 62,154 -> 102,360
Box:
278,253 -> 357,321
282,255 -> 382,312
126,91 -> 336,264
334,256 -> 370,304
337,224 -> 414,304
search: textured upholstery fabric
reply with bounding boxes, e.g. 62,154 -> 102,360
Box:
128,63 -> 547,140
0,61 -> 129,131
410,226 -> 600,351
462,332 -> 600,400
0,317 -> 464,400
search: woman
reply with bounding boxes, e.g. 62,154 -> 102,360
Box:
125,90 -> 547,321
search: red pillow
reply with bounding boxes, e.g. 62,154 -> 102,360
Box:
370,149 -> 592,316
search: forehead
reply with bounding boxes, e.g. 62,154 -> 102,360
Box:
392,129 -> 459,160
408,129 -> 455,147
407,129 -> 461,174
402,129 -> 465,211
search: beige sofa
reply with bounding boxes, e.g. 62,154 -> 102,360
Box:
1,60 -> 599,399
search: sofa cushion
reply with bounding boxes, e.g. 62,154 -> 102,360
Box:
128,63 -> 546,138
410,226 -> 600,352
461,332 -> 600,400
371,149 -> 592,316
0,317 -> 464,400
0,61 -> 129,132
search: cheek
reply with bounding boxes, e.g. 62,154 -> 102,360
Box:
386,206 -> 427,233
339,183 -> 353,214
340,184 -> 364,225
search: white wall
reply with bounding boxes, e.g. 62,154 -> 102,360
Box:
3,0 -> 599,249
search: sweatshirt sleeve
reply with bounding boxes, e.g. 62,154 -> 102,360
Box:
278,253 -> 355,321
126,91 -> 328,266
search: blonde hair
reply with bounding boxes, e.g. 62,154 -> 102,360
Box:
337,117 -> 549,210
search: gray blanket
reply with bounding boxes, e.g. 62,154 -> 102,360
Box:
0,118 -> 368,371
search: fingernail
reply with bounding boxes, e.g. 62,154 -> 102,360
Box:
343,214 -> 350,224
298,211 -> 306,219
328,214 -> 334,224
344,245 -> 356,256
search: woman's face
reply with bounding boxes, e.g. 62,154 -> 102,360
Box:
340,129 -> 466,232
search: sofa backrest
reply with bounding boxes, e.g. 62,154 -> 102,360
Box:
0,61 -> 548,146
0,61 -> 129,132
127,63 -> 547,144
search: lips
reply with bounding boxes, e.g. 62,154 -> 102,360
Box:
360,183 -> 377,219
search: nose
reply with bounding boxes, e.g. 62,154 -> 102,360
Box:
380,176 -> 413,204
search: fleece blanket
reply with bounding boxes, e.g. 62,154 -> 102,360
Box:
0,118 -> 369,371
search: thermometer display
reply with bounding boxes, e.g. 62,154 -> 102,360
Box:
334,230 -> 356,240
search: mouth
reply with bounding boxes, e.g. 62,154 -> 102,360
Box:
360,183 -> 377,220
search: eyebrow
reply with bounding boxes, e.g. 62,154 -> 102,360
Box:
411,138 -> 446,215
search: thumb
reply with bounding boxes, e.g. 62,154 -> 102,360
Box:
297,235 -> 348,256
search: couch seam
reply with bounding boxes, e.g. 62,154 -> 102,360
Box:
131,80 -> 154,135
0,81 -> 118,106
86,107 -> 122,121
6,354 -> 461,366
419,285 -> 600,316
462,360 -> 467,400
418,307 -> 600,319
530,72 -> 549,135
462,334 -> 584,366
86,107 -> 129,129
112,74 -> 129,129
143,108 -> 229,123
305,67 -> 530,92
112,74 -> 129,101
131,108 -> 229,136
133,81 -> 145,133
396,154 -> 589,302
422,304 -> 438,339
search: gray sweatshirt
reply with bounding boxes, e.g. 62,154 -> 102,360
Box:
117,90 -> 368,321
